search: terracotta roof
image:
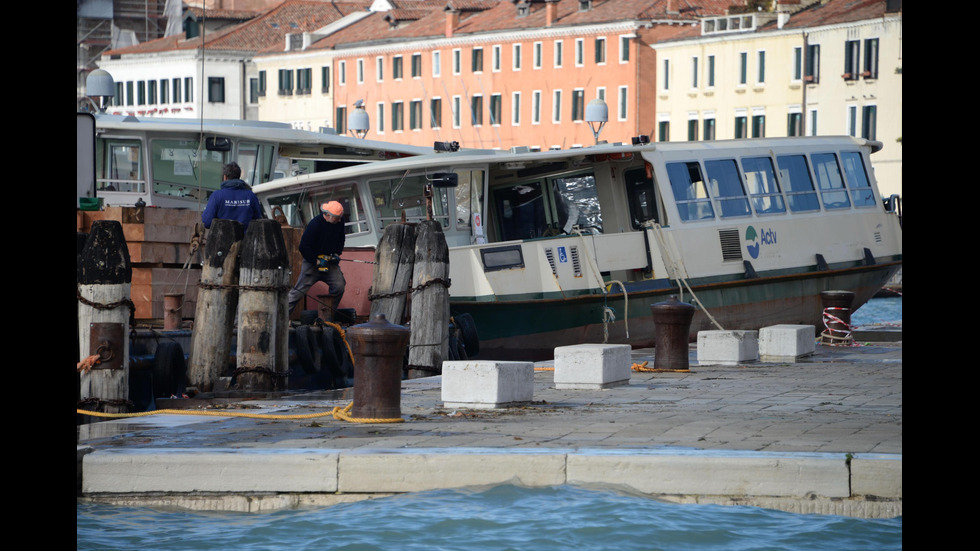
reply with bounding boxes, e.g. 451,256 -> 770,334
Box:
105,1 -> 373,56
779,0 -> 893,29
185,6 -> 261,21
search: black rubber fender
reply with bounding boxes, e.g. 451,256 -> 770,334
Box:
153,342 -> 187,398
454,313 -> 480,357
319,326 -> 344,386
294,325 -> 318,375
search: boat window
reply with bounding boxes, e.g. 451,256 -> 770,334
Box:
97,139 -> 144,192
811,153 -> 851,210
624,167 -> 659,229
740,156 -> 786,215
238,142 -> 276,187
494,181 -> 548,241
369,173 -> 450,230
454,169 -> 485,231
267,192 -> 306,227
552,174 -> 602,233
150,139 -> 227,201
312,183 -> 369,235
666,161 -> 715,221
839,152 -> 876,207
704,159 -> 751,218
775,154 -> 820,212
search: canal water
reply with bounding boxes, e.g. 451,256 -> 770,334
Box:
77,297 -> 902,549
77,485 -> 901,550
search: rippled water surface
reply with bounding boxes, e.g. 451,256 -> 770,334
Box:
851,296 -> 902,327
78,485 -> 901,550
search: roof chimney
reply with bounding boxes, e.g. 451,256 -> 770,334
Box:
445,8 -> 459,38
546,0 -> 558,27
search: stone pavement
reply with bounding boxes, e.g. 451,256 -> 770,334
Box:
77,342 -> 902,518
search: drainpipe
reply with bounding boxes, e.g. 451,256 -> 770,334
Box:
801,32 -> 808,135
240,59 -> 246,120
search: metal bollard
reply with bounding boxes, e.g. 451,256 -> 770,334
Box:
164,293 -> 183,330
820,290 -> 855,345
347,313 -> 411,420
650,296 -> 696,371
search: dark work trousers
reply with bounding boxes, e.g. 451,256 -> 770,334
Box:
287,260 -> 346,316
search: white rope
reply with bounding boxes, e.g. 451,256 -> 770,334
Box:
644,221 -> 724,330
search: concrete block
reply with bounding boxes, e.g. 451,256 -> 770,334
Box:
554,344 -> 632,389
442,361 -> 534,409
697,330 -> 759,365
337,449 -> 566,493
82,449 -> 339,493
759,325 -> 816,362
851,455 -> 902,498
566,452 -> 850,498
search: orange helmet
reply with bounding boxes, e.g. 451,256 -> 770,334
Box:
321,201 -> 344,217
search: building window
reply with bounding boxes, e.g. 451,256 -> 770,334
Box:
297,68 -> 311,94
554,40 -> 563,68
172,79 -> 181,103
431,98 -> 442,128
472,48 -> 483,73
471,95 -> 483,126
392,101 -> 404,131
596,86 -> 605,101
432,51 -> 441,77
708,55 -> 715,87
407,54 -> 419,78
595,37 -> 606,64
137,81 -> 145,105
249,78 -> 258,103
703,117 -> 715,140
393,56 -> 403,79
534,42 -> 543,69
571,89 -> 585,121
861,105 -> 877,141
805,44 -> 820,83
339,61 -> 346,85
658,120 -> 669,142
553,89 -> 562,123
847,105 -> 857,136
618,85 -> 627,121
452,96 -> 461,128
808,108 -> 818,136
662,59 -> 670,91
377,102 -> 385,133
532,90 -> 541,124
793,47 -> 802,81
376,57 -> 384,82
863,38 -> 879,79
512,91 -> 521,125
844,40 -> 860,80
184,77 -> 193,103
687,117 -> 698,141
160,80 -> 168,104
258,71 -> 266,97
757,50 -> 765,84
321,66 -> 330,93
278,69 -> 293,95
751,114 -> 765,138
490,94 -> 501,125
735,115 -> 747,139
410,100 -> 422,130
575,38 -> 584,66
114,82 -> 124,106
513,44 -> 522,70
620,35 -> 630,63
453,49 -> 461,75
148,80 -> 157,105
787,112 -> 802,136
691,57 -> 698,88
739,52 -> 747,85
493,45 -> 502,72
336,106 -> 347,135
357,59 -> 364,84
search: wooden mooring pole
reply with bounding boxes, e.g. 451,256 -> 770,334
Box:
236,219 -> 291,391
407,220 -> 450,379
77,220 -> 133,415
370,222 -> 416,325
188,219 -> 244,392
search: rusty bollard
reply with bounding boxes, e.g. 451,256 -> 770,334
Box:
650,296 -> 696,371
163,293 -> 183,330
348,313 -> 411,420
820,290 -> 855,345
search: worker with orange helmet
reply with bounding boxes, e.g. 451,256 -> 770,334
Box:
287,200 -> 347,319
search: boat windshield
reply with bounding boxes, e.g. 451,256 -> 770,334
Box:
150,139 -> 227,202
369,173 -> 451,229
96,139 -> 144,193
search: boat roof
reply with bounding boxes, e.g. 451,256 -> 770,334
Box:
253,135 -> 882,195
93,114 -> 431,157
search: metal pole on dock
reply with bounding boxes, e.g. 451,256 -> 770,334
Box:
407,220 -> 450,378
188,219 -> 244,392
77,220 -> 133,415
235,219 -> 291,391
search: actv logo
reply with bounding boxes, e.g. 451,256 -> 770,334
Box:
745,226 -> 776,259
